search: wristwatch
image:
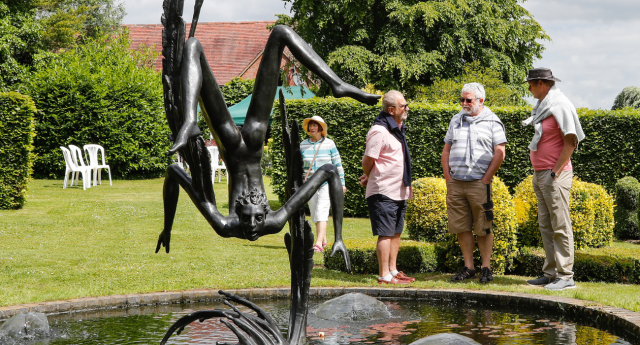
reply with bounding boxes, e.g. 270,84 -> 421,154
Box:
550,171 -> 557,179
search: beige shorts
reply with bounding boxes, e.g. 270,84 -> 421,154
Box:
446,179 -> 493,236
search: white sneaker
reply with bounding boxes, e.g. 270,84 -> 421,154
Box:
544,278 -> 576,290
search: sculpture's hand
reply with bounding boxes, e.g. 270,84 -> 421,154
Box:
329,240 -> 351,273
155,229 -> 171,253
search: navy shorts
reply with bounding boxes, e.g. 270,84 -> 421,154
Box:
367,194 -> 407,237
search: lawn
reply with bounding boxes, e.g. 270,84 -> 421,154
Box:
1,178 -> 639,313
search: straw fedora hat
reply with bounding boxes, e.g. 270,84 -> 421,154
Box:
302,116 -> 328,136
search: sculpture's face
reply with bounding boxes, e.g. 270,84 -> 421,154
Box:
239,204 -> 266,241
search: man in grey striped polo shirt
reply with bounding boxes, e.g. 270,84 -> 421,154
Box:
441,83 -> 507,284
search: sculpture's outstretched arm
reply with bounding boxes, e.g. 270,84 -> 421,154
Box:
156,165 -> 245,254
243,25 -> 381,149
268,164 -> 351,271
168,37 -> 242,156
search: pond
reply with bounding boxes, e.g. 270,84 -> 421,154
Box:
1,298 -> 633,345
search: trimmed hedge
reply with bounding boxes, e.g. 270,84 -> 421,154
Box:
271,98 -> 640,216
435,177 -> 519,275
22,33 -> 171,179
513,246 -> 640,284
0,92 -> 36,209
514,175 -> 615,249
323,238 -> 437,275
406,177 -> 448,242
614,176 -> 640,239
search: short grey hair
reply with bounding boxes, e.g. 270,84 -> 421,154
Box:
461,83 -> 486,100
382,90 -> 403,112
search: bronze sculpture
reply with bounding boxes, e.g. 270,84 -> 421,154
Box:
156,0 -> 380,344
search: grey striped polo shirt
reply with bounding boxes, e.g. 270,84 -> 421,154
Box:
444,110 -> 507,181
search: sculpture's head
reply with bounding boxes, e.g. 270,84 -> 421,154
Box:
235,188 -> 270,241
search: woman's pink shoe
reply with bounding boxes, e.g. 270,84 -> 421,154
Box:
313,244 -> 324,253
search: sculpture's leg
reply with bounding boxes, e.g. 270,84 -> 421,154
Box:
168,37 -> 241,155
243,25 -> 380,148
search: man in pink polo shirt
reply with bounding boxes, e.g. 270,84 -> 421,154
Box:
523,68 -> 585,291
359,90 -> 414,285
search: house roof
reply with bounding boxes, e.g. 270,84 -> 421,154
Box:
124,21 -> 276,85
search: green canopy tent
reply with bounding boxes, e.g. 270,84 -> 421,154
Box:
229,86 -> 315,125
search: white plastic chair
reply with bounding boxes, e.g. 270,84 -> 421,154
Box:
83,144 -> 112,186
60,147 -> 91,190
207,146 -> 228,184
68,144 -> 91,187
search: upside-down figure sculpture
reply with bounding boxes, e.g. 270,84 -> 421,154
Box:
156,0 -> 380,344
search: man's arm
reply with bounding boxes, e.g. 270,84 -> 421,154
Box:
481,143 -> 506,185
553,133 -> 577,178
441,143 -> 452,181
359,155 -> 375,186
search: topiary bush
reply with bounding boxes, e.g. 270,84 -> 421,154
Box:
406,177 -> 448,242
21,32 -> 171,179
514,176 -> 615,249
614,176 -> 640,239
324,238 -> 437,275
435,176 -> 519,275
612,86 -> 640,110
0,92 -> 36,209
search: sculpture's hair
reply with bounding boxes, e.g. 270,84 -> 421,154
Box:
461,83 -> 486,100
235,188 -> 270,215
382,90 -> 403,112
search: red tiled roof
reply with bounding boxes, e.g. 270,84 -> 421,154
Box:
124,21 -> 276,84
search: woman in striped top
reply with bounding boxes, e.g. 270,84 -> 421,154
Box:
301,116 -> 347,253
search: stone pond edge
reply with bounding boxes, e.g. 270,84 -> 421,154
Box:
1,287 -> 638,341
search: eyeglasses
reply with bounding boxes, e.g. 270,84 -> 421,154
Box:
392,104 -> 409,109
459,98 -> 478,104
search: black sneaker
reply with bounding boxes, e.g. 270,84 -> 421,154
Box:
479,267 -> 493,284
527,275 -> 551,286
451,267 -> 476,282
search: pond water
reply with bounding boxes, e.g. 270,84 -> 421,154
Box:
1,298 -> 633,345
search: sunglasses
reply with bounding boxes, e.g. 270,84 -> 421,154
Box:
459,98 -> 478,104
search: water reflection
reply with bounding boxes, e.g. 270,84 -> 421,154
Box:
0,298 -> 632,345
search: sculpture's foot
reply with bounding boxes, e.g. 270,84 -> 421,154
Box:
332,84 -> 381,106
167,125 -> 201,155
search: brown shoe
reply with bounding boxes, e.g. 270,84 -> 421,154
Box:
378,277 -> 411,285
394,271 -> 416,282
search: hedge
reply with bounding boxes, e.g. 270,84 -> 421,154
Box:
21,33 -> 171,179
512,246 -> 640,284
435,177 -> 519,275
324,238 -> 437,275
514,175 -> 615,249
271,98 -> 640,217
406,177 -> 448,242
614,176 -> 640,239
0,92 -> 36,209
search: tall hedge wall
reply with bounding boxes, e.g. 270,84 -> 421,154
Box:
0,92 -> 36,209
271,98 -> 640,216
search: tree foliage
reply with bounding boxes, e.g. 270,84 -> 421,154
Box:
612,86 -> 640,110
221,77 -> 255,107
414,61 -> 528,106
277,0 -> 548,95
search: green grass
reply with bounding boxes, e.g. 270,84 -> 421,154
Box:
1,178 -> 640,313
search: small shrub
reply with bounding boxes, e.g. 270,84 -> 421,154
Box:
324,238 -> 437,275
436,177 -> 519,275
222,77 -> 255,107
406,177 -> 448,242
0,92 -> 36,209
514,176 -> 615,249
614,176 -> 640,239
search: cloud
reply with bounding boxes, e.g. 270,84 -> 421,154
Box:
523,0 -> 640,24
122,0 -> 289,25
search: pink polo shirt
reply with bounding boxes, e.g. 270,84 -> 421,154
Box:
530,115 -> 573,171
364,125 -> 412,200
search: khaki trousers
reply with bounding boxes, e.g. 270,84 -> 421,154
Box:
532,169 -> 574,280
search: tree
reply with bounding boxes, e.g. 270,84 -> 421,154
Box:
277,0 -> 548,96
415,61 -> 529,106
612,86 -> 640,110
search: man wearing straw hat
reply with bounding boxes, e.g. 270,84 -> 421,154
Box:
301,116 -> 347,253
359,90 -> 414,285
523,67 -> 585,291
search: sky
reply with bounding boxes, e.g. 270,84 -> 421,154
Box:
122,0 -> 640,110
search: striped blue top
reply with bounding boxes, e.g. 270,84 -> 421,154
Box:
300,137 -> 345,186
